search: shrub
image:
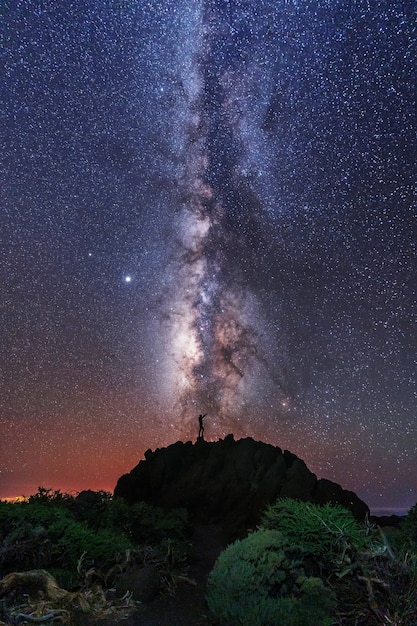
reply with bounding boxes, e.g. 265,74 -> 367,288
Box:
396,502 -> 417,552
71,490 -> 113,529
260,498 -> 372,562
0,488 -> 190,588
72,493 -> 189,545
0,499 -> 73,573
0,501 -> 132,586
127,501 -> 188,544
47,517 -> 133,572
27,487 -> 74,507
206,529 -> 335,626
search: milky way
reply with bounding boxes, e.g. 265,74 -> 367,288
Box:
1,0 -> 416,512
161,1 -> 288,436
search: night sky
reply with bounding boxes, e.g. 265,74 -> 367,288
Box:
1,0 -> 416,513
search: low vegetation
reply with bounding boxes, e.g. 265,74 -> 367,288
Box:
0,487 -> 190,623
1,490 -> 416,625
206,528 -> 336,625
207,498 -> 417,625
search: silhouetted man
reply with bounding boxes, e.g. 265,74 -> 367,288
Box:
198,413 -> 207,440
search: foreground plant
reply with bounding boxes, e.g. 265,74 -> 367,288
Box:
0,488 -> 194,624
207,498 -> 417,625
206,528 -> 336,626
260,498 -> 375,561
0,487 -> 189,588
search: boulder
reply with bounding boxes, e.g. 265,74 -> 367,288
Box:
115,565 -> 160,602
114,436 -> 369,534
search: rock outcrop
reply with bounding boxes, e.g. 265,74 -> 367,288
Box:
114,435 -> 369,534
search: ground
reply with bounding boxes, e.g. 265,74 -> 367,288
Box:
97,524 -> 225,626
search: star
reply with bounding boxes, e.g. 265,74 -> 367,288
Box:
0,0 -> 415,514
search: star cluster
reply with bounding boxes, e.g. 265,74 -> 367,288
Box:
1,0 -> 416,513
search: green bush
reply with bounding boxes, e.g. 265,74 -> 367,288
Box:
260,498 -> 372,562
127,501 -> 188,544
0,498 -> 69,534
47,517 -> 133,571
396,502 -> 417,552
206,529 -> 335,626
71,489 -> 113,529
0,499 -> 73,573
0,487 -> 189,588
71,492 -> 189,545
27,487 -> 74,507
0,501 -> 132,586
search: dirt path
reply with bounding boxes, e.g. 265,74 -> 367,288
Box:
114,524 -> 227,626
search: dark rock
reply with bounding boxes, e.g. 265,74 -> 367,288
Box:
314,478 -> 368,520
114,436 -> 369,534
370,514 -> 405,529
115,564 -> 160,602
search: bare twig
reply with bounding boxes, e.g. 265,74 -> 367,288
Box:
14,609 -> 67,622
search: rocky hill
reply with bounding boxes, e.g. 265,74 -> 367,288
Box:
114,435 -> 369,535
